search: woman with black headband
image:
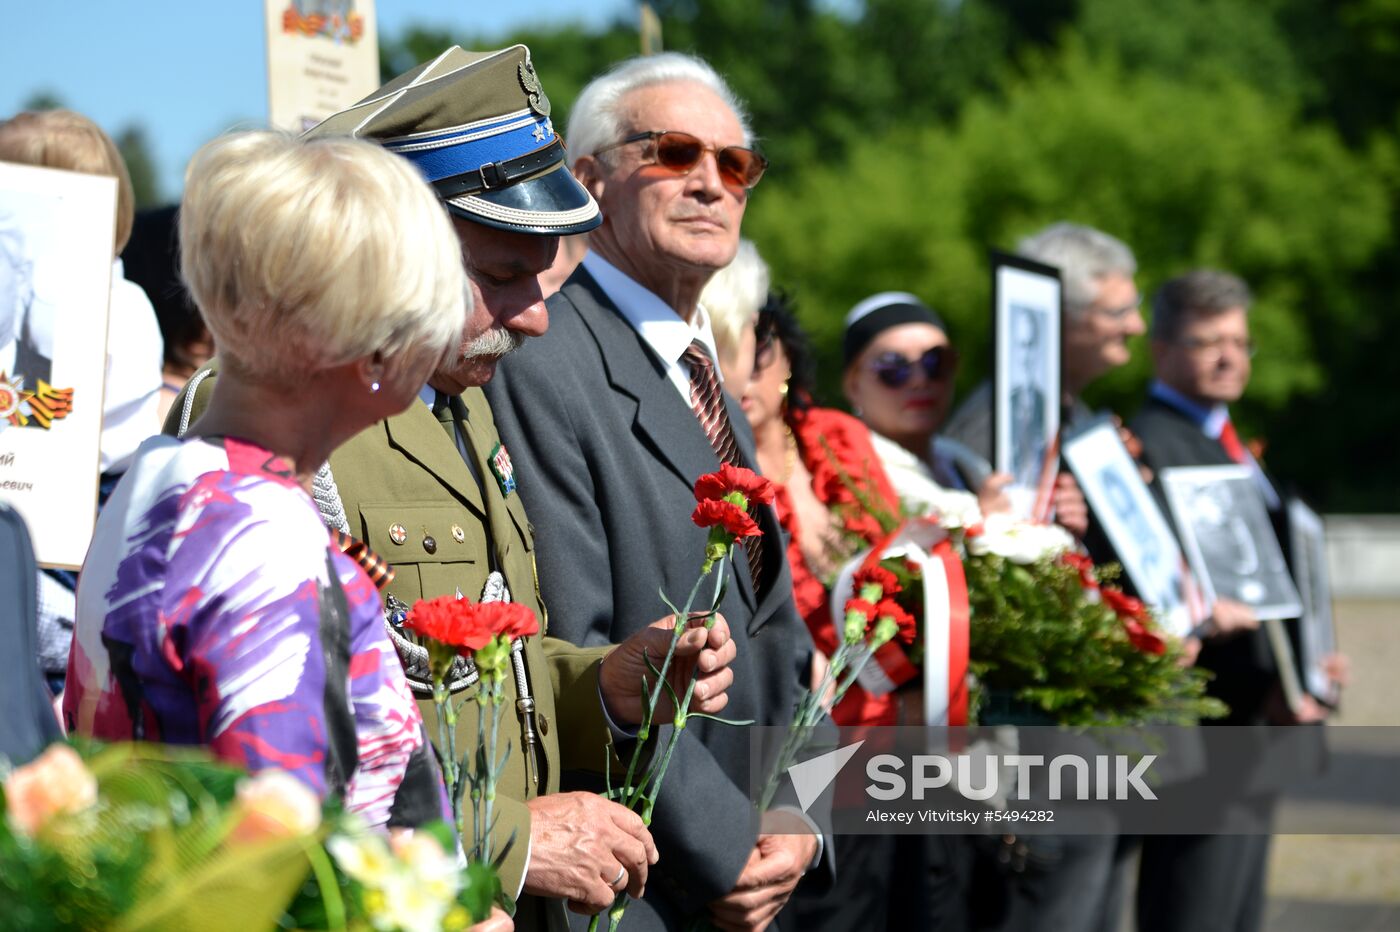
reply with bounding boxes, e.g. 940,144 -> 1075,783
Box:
842,292 -> 1014,517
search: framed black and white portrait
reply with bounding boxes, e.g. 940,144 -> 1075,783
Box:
1062,417 -> 1196,637
1287,498 -> 1340,706
0,162 -> 117,568
1159,465 -> 1302,621
991,251 -> 1061,519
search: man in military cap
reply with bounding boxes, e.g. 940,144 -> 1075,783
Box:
167,46 -> 738,928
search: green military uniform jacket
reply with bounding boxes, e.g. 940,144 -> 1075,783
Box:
166,365 -> 614,905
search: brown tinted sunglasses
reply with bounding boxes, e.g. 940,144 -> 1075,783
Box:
596,130 -> 768,190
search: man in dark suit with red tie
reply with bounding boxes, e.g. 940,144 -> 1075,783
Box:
1132,269 -> 1341,932
1133,269 -> 1282,682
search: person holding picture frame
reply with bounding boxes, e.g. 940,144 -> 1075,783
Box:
945,223 -> 1144,541
1132,268 -> 1347,932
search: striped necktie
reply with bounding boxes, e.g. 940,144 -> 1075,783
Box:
683,340 -> 765,590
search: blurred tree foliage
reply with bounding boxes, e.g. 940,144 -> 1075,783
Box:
116,126 -> 163,208
382,0 -> 1400,510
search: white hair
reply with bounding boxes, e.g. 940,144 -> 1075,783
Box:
702,239 -> 770,364
566,52 -> 753,167
179,131 -> 467,389
1016,222 -> 1137,315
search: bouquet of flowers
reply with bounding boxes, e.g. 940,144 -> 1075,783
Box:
0,741 -> 492,931
826,472 -> 1222,726
952,507 -> 1224,725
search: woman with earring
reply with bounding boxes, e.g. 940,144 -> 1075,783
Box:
65,130 -> 466,830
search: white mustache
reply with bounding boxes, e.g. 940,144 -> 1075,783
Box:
462,327 -> 523,361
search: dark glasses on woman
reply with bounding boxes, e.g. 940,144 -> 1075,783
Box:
596,130 -> 768,190
869,347 -> 958,388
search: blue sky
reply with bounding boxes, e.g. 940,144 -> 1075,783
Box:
6,1 -> 631,198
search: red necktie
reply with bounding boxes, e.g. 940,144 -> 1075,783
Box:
1218,419 -> 1248,464
683,341 -> 765,590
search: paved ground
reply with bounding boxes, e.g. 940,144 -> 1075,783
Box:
1262,600 -> 1400,932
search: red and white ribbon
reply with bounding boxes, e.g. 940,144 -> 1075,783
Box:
830,518 -> 971,726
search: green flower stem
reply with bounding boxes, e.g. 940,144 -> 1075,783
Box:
758,638 -> 881,812
433,678 -> 461,825
618,557 -> 717,811
482,680 -> 503,866
608,897 -> 629,932
603,546 -> 733,932
473,688 -> 488,861
637,549 -> 728,818
301,834 -> 347,932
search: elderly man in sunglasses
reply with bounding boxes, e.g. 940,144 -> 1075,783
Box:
485,53 -> 828,932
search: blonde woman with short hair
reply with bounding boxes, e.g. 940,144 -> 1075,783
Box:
65,130 -> 467,829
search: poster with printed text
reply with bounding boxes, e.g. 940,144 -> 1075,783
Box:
265,0 -> 379,133
0,162 -> 117,568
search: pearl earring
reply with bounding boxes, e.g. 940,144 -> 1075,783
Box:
370,381 -> 381,393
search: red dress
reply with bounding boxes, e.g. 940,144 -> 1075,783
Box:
774,406 -> 904,725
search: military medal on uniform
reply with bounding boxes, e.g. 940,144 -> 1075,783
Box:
489,441 -> 516,496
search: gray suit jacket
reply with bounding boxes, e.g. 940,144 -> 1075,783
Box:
485,267 -> 819,929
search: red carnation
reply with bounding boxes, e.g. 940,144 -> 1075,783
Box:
1102,587 -> 1147,622
694,463 -> 776,507
692,498 -> 762,540
404,595 -> 495,652
854,566 -> 901,600
844,598 -> 877,620
1061,552 -> 1099,590
473,601 -> 540,641
876,598 -> 918,646
1121,616 -> 1168,656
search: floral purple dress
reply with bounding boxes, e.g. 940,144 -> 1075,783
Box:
65,435 -> 446,828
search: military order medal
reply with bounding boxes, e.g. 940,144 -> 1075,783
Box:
489,442 -> 517,496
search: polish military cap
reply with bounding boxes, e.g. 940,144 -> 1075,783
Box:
305,45 -> 601,236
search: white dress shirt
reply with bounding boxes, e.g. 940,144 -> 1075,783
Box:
580,251 -> 725,400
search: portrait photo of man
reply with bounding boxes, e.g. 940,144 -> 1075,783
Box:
1007,302 -> 1048,490
0,213 -> 54,389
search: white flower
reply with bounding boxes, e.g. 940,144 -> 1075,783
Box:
329,828 -> 460,932
906,487 -> 984,531
373,869 -> 455,932
966,513 -> 1073,564
327,830 -> 396,887
391,831 -> 460,904
933,490 -> 985,531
